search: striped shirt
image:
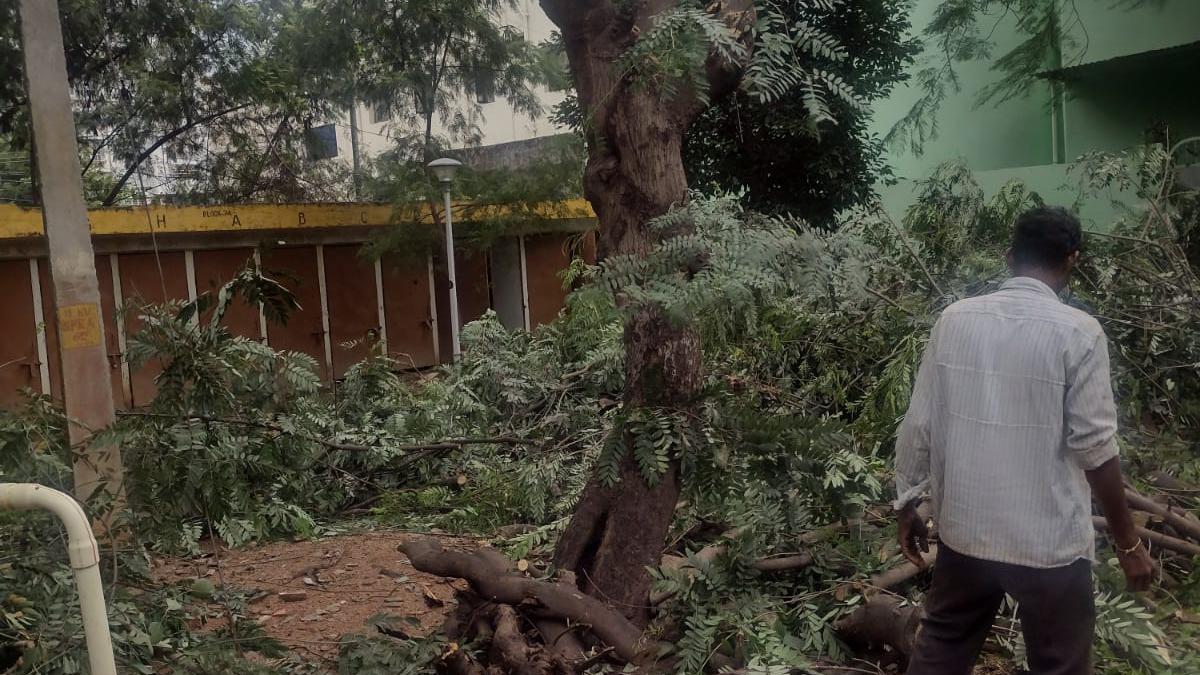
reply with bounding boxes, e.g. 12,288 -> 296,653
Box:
893,276 -> 1120,568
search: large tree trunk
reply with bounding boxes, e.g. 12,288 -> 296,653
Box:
554,311 -> 700,624
541,0 -> 753,625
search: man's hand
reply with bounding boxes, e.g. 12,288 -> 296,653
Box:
897,503 -> 930,568
1086,457 -> 1155,592
1116,540 -> 1154,592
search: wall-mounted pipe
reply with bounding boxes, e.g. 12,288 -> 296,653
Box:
0,483 -> 117,675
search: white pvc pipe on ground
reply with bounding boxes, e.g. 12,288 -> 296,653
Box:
0,483 -> 117,675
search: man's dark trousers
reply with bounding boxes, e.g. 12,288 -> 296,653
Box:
905,543 -> 1095,675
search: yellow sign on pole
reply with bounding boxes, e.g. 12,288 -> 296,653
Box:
57,303 -> 103,349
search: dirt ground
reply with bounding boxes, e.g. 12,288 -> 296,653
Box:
153,531 -> 1018,674
153,530 -> 471,669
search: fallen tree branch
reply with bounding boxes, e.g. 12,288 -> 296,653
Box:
399,537 -> 645,662
652,543 -> 814,605
1126,488 -> 1200,543
834,594 -> 921,657
1093,516 -> 1200,557
1145,471 -> 1199,494
115,411 -> 532,455
868,544 -> 938,592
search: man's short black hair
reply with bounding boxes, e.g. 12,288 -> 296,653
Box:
1010,206 -> 1082,269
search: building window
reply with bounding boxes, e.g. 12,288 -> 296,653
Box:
305,124 -> 339,161
474,69 -> 496,104
371,102 -> 392,124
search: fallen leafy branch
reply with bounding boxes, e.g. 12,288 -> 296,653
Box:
115,410 -> 533,454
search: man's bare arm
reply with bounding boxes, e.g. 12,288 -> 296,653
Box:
1087,457 -> 1153,591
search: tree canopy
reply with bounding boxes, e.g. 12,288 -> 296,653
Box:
0,0 -> 551,206
684,0 -> 919,224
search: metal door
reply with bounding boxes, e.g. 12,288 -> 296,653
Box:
523,233 -> 573,328
322,244 -> 379,380
95,255 -> 130,409
193,248 -> 260,339
34,259 -> 63,401
0,260 -> 40,406
432,247 -> 491,361
118,251 -> 189,407
260,246 -> 328,382
381,253 -> 437,368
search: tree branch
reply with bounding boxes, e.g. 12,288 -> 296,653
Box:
102,104 -> 250,205
81,103 -> 150,175
1126,488 -> 1200,543
114,410 -> 532,455
1093,515 -> 1200,557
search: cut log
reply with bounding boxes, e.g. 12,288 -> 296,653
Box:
753,553 -> 815,573
1146,471 -> 1198,494
532,618 -> 585,662
869,545 -> 938,593
1126,489 -> 1200,542
651,546 -> 813,604
1093,516 -> 1200,557
834,594 -> 921,656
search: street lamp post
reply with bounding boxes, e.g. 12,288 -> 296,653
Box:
428,157 -> 464,360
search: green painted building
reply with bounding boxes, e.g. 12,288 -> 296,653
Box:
870,0 -> 1200,226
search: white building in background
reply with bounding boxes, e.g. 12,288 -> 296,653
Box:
315,0 -> 567,170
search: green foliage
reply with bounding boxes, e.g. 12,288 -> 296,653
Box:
619,5 -> 749,106
0,396 -> 299,674
0,0 -> 343,205
362,134 -> 587,261
302,0 -> 547,156
685,0 -> 919,224
5,145 -> 1200,674
337,626 -> 445,675
553,1 -> 915,225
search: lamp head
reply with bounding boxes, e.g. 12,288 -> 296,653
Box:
427,157 -> 463,184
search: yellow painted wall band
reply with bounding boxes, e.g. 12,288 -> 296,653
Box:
0,199 -> 595,240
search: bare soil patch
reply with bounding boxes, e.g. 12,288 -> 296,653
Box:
152,530 -> 471,668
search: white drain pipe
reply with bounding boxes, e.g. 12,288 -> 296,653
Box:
0,483 -> 117,675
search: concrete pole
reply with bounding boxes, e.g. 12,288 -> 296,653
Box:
442,184 -> 461,360
18,0 -> 124,508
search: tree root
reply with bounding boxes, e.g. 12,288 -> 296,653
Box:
399,537 -> 646,663
490,605 -> 570,675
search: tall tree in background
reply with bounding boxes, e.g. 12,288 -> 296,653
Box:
0,0 -> 549,206
540,0 -> 866,620
0,0 -> 336,206
302,0 -> 547,163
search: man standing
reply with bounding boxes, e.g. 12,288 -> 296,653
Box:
893,207 -> 1154,675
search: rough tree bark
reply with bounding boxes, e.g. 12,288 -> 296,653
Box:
539,0 -> 755,625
